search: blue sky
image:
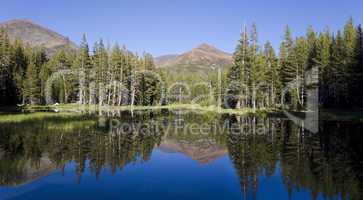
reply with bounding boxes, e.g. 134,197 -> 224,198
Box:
1,0 -> 362,56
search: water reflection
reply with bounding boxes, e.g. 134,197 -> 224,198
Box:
0,111 -> 362,200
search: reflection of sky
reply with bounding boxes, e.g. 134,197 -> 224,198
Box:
0,150 -> 339,200
257,163 -> 333,200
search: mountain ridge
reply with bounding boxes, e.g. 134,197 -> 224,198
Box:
0,19 -> 77,55
159,139 -> 228,164
154,43 -> 233,73
0,19 -> 232,72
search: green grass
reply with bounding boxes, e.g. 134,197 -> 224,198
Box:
22,103 -> 276,116
0,112 -> 77,123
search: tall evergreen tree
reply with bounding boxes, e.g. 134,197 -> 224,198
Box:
343,18 -> 357,106
280,26 -> 298,108
264,41 -> 280,107
249,23 -> 260,111
92,39 -> 109,106
354,25 -> 363,106
135,53 -> 160,106
109,43 -> 123,105
329,31 -> 346,107
294,37 -> 309,108
73,34 -> 91,104
315,30 -> 332,106
24,61 -> 40,105
11,39 -> 28,104
226,25 -> 249,108
0,28 -> 16,105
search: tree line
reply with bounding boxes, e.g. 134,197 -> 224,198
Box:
1,18 -> 362,110
226,18 -> 363,110
0,32 -> 162,106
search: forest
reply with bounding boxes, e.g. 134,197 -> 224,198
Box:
0,18 -> 362,111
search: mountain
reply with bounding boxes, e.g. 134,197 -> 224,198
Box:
154,54 -> 179,67
0,19 -> 77,55
155,43 -> 233,74
159,138 -> 228,164
1,155 -> 56,187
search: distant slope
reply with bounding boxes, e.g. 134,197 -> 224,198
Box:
159,138 -> 227,164
155,43 -> 232,74
0,19 -> 77,55
154,54 -> 179,67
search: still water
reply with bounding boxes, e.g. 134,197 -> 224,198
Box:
0,110 -> 362,200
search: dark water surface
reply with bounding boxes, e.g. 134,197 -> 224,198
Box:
0,111 -> 362,200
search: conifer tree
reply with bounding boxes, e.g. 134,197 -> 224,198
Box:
249,23 -> 260,111
294,37 -> 309,108
45,49 -> 71,103
315,30 -> 331,106
0,29 -> 16,105
280,28 -> 293,110
343,18 -> 357,105
264,41 -> 280,107
226,25 -> 249,108
135,53 -> 160,106
354,25 -> 363,106
280,26 -> 295,87
24,61 -> 41,105
92,39 -> 109,106
330,31 -> 346,106
11,39 -> 28,104
73,34 -> 91,104
109,43 -> 122,105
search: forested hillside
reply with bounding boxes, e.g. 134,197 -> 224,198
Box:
226,18 -> 363,110
0,19 -> 362,110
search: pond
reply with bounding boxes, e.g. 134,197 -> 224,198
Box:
0,110 -> 362,200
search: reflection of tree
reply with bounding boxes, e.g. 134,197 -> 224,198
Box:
226,114 -> 363,200
226,116 -> 280,200
0,114 -> 163,185
279,120 -> 363,200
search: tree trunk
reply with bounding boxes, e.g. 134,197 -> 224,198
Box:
252,83 -> 256,112
131,87 -> 135,106
62,75 -> 68,103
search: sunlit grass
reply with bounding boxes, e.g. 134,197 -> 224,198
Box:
23,103 -> 275,116
0,112 -> 77,123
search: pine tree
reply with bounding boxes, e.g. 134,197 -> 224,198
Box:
0,28 -> 15,105
341,18 -> 357,106
280,26 -> 295,86
11,39 -> 28,104
353,25 -> 363,106
109,43 -> 122,105
315,30 -> 331,106
279,26 -> 296,108
135,53 -> 160,106
92,39 -> 109,106
24,61 -> 41,105
294,37 -> 309,108
330,31 -> 346,107
226,25 -> 249,108
73,34 -> 91,104
249,23 -> 260,111
264,41 -> 280,107
45,49 -> 72,103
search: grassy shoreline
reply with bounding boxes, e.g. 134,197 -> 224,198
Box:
2,104 -> 363,123
22,103 -> 278,115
